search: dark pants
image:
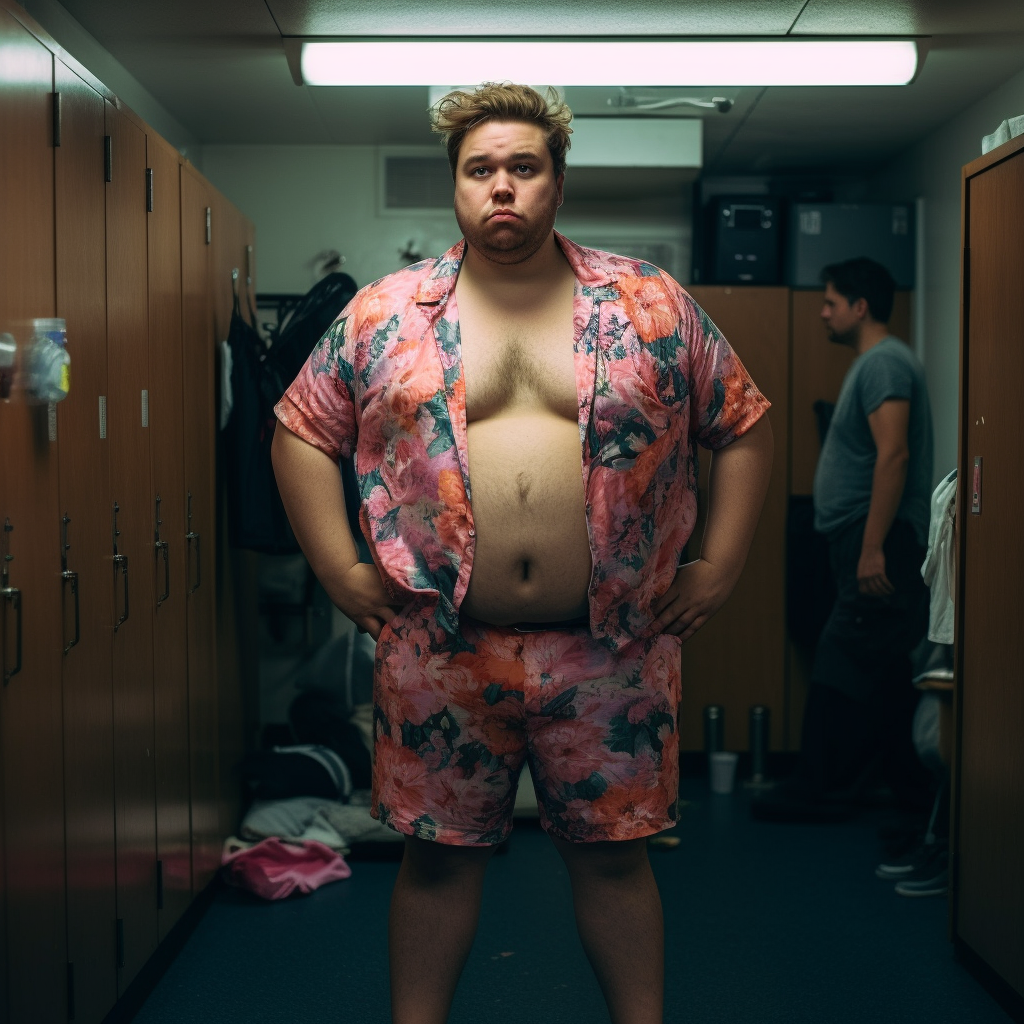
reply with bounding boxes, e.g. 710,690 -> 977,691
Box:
799,518 -> 934,809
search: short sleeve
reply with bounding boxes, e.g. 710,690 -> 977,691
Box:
858,348 -> 914,416
274,313 -> 358,461
683,291 -> 771,450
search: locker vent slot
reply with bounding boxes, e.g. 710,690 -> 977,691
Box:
146,168 -> 154,212
104,136 -> 112,182
383,155 -> 453,210
141,389 -> 149,428
205,207 -> 211,245
98,396 -> 107,439
48,402 -> 57,442
53,92 -> 61,148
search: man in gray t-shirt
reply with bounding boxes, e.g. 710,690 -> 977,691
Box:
814,335 -> 933,546
754,257 -> 935,823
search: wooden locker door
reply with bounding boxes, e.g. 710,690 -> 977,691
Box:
0,13 -> 68,1023
785,289 -> 913,746
956,143 -> 1024,998
146,134 -> 192,939
682,287 -> 789,752
180,165 -> 220,891
104,100 -> 158,993
213,199 -> 250,846
54,59 -> 118,1024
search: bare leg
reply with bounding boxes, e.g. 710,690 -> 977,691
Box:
551,836 -> 665,1024
389,835 -> 497,1024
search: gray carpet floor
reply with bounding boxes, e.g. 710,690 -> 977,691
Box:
131,778 -> 1012,1023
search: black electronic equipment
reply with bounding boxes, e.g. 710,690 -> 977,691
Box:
706,196 -> 783,285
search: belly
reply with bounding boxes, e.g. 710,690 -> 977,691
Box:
461,412 -> 592,625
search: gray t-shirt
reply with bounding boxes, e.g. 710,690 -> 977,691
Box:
813,336 -> 933,543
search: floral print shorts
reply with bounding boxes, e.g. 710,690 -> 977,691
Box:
371,613 -> 682,846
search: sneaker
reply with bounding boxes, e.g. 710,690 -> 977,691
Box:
893,845 -> 949,897
875,839 -> 935,879
895,866 -> 949,897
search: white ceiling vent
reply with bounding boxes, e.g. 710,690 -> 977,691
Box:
379,148 -> 453,214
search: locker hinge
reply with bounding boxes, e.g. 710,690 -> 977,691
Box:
104,135 -> 112,182
67,961 -> 75,1021
146,168 -> 154,212
115,917 -> 125,969
205,206 -> 212,245
156,859 -> 165,910
53,92 -> 62,148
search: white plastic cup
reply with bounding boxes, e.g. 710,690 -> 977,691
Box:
709,751 -> 739,795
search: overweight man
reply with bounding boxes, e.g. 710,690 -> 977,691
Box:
273,83 -> 773,1024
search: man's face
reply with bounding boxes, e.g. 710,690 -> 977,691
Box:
453,119 -> 563,265
821,282 -> 863,346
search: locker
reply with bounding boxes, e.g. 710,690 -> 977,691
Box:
54,58 -> 118,1023
105,100 -> 158,994
180,164 -> 221,892
0,11 -> 68,1023
680,287 -> 789,752
146,132 -> 193,939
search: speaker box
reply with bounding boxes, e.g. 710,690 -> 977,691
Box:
707,196 -> 783,285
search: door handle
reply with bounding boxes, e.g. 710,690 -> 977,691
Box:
2,583 -> 21,684
61,513 -> 79,653
2,517 -> 21,683
154,494 -> 169,606
186,491 -> 201,595
155,540 -> 169,605
62,569 -> 80,654
186,531 -> 201,595
113,554 -> 129,631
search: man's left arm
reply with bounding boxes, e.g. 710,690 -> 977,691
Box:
858,398 -> 911,596
650,416 -> 773,641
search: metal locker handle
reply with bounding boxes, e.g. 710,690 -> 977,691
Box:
186,531 -> 201,595
2,584 -> 22,683
62,569 -> 80,654
61,513 -> 80,653
114,554 -> 129,631
155,540 -> 170,605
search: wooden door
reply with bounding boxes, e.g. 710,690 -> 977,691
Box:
54,59 -> 118,1024
180,164 -> 220,891
955,138 -> 1024,998
786,289 -> 913,745
212,198 -> 254,845
147,135 -> 193,940
105,100 -> 158,993
0,13 -> 68,1023
682,287 -> 789,752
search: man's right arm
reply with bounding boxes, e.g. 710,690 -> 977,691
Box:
272,422 -> 398,638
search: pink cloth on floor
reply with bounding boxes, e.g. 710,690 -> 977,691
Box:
222,838 -> 351,899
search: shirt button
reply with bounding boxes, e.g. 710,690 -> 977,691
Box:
468,528 -> 476,537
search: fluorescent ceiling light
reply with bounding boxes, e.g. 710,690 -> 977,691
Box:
299,39 -> 919,87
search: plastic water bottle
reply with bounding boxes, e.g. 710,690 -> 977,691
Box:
29,318 -> 70,402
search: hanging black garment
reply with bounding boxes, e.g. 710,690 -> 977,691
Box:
266,271 -> 358,387
223,290 -> 299,553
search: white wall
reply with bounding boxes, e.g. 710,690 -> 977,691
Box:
869,66 -> 1024,483
202,144 -> 691,295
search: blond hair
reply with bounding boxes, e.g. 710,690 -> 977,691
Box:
430,83 -> 573,179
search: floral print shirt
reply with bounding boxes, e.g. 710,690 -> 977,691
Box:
275,232 -> 769,653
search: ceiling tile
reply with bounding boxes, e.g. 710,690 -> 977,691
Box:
793,0 -> 1024,35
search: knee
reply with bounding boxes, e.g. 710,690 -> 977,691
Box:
401,836 -> 496,886
554,837 -> 650,884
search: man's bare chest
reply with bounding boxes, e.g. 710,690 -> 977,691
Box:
457,307 -> 578,423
